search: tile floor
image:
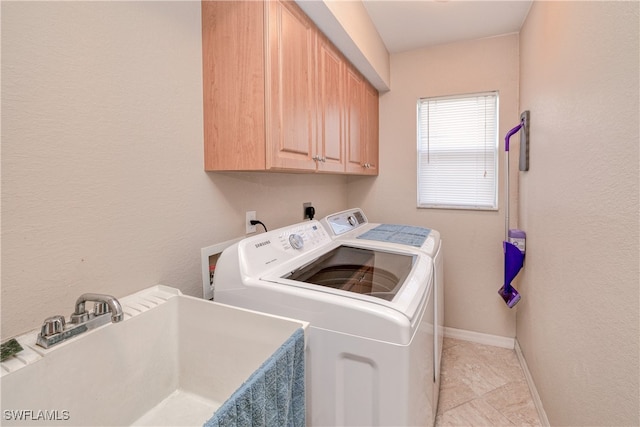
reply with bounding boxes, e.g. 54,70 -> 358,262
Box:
435,338 -> 542,426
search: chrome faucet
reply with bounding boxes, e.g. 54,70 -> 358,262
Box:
36,293 -> 124,349
71,293 -> 124,324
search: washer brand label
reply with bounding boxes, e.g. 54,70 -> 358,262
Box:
254,240 -> 271,248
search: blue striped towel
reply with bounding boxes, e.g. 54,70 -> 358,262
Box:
357,224 -> 431,248
203,328 -> 305,427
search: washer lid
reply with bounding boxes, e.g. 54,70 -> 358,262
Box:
261,242 -> 433,328
283,245 -> 415,303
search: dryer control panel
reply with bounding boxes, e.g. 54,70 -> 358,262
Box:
322,208 -> 368,236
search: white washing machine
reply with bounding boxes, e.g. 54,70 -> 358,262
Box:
214,210 -> 441,426
320,208 -> 444,414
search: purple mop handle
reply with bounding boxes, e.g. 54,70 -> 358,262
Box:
505,122 -> 524,152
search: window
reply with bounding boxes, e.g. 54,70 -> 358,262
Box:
417,92 -> 498,210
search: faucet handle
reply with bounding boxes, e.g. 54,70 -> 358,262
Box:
93,301 -> 110,316
40,315 -> 66,337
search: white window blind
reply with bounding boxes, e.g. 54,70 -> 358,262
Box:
417,92 -> 498,210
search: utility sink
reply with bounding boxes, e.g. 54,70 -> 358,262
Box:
0,286 -> 308,426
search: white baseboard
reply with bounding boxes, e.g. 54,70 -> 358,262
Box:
444,326 -> 515,349
515,340 -> 550,427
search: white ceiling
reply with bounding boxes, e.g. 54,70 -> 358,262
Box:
362,0 -> 533,54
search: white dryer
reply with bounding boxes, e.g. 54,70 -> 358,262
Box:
213,212 -> 439,426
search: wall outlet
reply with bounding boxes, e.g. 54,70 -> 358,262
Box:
246,211 -> 256,233
303,202 -> 314,220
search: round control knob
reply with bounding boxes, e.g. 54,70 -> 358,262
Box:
348,216 -> 357,226
289,234 -> 304,250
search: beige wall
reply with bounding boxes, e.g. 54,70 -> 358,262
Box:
517,1 -> 639,425
1,1 -> 348,339
348,34 -> 521,338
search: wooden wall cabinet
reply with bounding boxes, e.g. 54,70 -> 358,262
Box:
316,33 -> 345,173
345,70 -> 379,175
202,0 -> 316,172
362,81 -> 379,175
202,0 -> 378,175
345,67 -> 365,174
266,0 -> 317,171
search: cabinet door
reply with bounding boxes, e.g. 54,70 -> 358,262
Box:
266,0 -> 317,171
202,1 -> 266,171
345,67 -> 365,174
362,81 -> 379,175
317,34 -> 345,173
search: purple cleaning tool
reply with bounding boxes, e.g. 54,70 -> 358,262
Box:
498,241 -> 524,308
498,283 -> 521,308
499,119 -> 527,308
503,241 -> 524,285
504,121 -> 523,152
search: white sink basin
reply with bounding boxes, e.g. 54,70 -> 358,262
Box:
0,286 -> 307,426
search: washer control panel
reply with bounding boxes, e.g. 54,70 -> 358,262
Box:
240,221 -> 331,274
277,222 -> 328,252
